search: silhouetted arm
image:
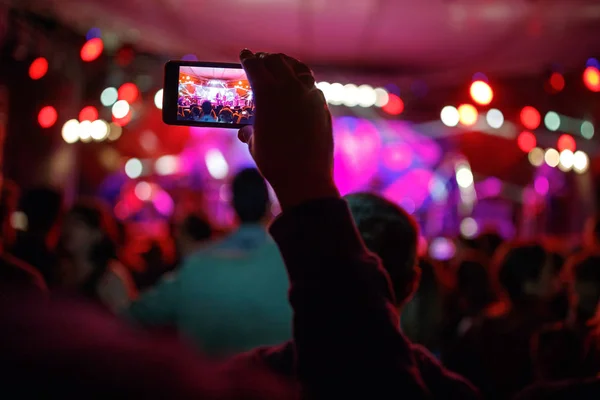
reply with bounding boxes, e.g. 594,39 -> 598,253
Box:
269,198 -> 428,398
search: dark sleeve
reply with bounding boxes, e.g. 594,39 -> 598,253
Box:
269,198 -> 428,399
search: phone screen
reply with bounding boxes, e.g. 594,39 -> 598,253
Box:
176,65 -> 254,125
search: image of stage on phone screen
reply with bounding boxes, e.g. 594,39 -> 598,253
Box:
177,66 -> 254,125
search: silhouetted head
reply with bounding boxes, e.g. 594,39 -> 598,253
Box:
345,192 -> 419,306
495,242 -> 560,305
457,258 -> 495,313
201,101 -> 213,115
231,168 -> 269,224
566,253 -> 600,323
19,187 -> 62,236
63,200 -> 117,259
218,108 -> 234,123
176,214 -> 212,257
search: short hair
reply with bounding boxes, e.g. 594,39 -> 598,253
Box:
201,101 -> 213,115
345,193 -> 419,304
181,214 -> 212,242
568,254 -> 600,285
231,168 -> 269,223
19,187 -> 62,234
496,242 -> 552,303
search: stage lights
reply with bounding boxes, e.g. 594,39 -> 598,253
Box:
62,119 -> 80,143
457,104 -> 478,126
316,82 -> 389,109
155,155 -> 178,175
573,151 -> 589,173
101,87 -> 118,107
557,134 -> 576,152
583,66 -> 600,92
81,38 -> 104,62
205,149 -> 229,180
38,106 -> 57,128
486,109 -> 504,129
528,147 -> 544,167
460,217 -> 478,239
125,158 -> 143,179
154,89 -> 163,109
470,80 -> 493,105
29,57 -> 48,80
558,150 -> 574,172
118,83 -> 139,103
382,94 -> 404,116
441,106 -> 460,127
517,131 -> 536,153
456,165 -> 474,188
79,106 -> 99,122
520,106 -> 541,130
112,100 -> 130,119
544,148 -> 560,168
90,120 -> 109,141
581,121 -> 594,139
544,112 -> 560,131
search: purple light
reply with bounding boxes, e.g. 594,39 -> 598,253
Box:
472,72 -> 488,82
587,58 -> 600,69
86,27 -> 102,41
534,176 -> 549,195
477,177 -> 503,198
429,237 -> 456,261
383,169 -> 434,210
182,54 -> 198,61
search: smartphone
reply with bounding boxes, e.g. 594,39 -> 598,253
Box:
162,61 -> 254,128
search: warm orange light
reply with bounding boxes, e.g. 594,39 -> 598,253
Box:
29,57 -> 48,80
81,38 -> 104,62
118,83 -> 139,103
382,94 -> 404,115
557,134 -> 576,152
520,106 -> 541,130
583,67 -> 600,92
79,106 -> 99,122
458,104 -> 478,126
517,131 -> 537,153
470,80 -> 493,105
38,106 -> 58,128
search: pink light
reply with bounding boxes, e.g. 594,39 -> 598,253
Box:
333,117 -> 382,195
382,143 -> 413,171
534,176 -> 549,196
153,190 -> 174,216
383,169 -> 434,211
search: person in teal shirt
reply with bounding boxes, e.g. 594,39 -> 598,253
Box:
126,168 -> 291,356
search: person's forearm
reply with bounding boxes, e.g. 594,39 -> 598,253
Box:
269,198 -> 427,398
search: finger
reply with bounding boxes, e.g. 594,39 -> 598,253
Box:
263,53 -> 305,92
281,55 -> 315,88
239,49 -> 273,91
237,125 -> 254,144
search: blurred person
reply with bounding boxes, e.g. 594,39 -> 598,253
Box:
0,180 -> 46,292
444,242 -> 564,399
12,186 -> 62,286
200,100 -> 216,122
127,168 -> 292,356
0,49 -> 435,399
175,213 -> 212,259
218,108 -> 234,123
60,201 -> 137,312
235,192 -> 479,398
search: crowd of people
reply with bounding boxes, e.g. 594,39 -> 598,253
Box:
2,50 -> 600,398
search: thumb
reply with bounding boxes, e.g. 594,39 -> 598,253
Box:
237,125 -> 254,144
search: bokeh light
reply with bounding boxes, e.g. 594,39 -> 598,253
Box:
118,83 -> 139,103
581,121 -> 594,139
441,106 -> 460,127
520,106 -> 541,130
429,237 -> 456,261
38,106 -> 57,128
327,83 -> 344,105
29,57 -> 48,80
382,94 -> 404,115
470,80 -> 493,105
528,147 -> 544,167
342,84 -> 360,107
205,149 -> 229,179
544,148 -> 560,167
61,119 -> 80,143
90,119 -> 109,141
583,66 -> 600,92
154,89 -> 163,109
573,151 -> 589,173
80,38 -> 104,62
374,87 -> 389,107
534,176 -> 549,195
79,106 -> 99,122
155,155 -> 179,175
456,166 -> 474,188
101,87 -> 118,107
544,112 -> 560,131
517,131 -> 536,152
86,27 -> 102,41
557,134 -> 576,152
460,217 -> 479,238
357,85 -> 377,107
125,158 -> 143,179
486,109 -> 504,129
558,149 -> 574,171
78,121 -> 92,142
134,182 -> 152,201
112,100 -> 130,119
107,122 -> 122,141
549,72 -> 565,92
458,104 -> 478,126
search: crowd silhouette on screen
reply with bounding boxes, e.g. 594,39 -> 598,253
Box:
2,50 -> 600,399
